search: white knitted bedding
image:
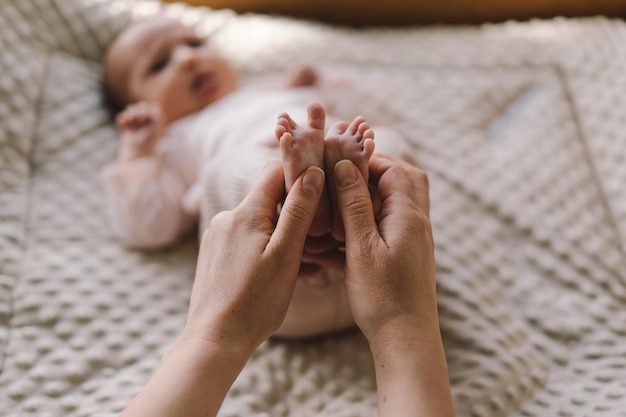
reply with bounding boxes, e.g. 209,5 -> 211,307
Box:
1,0 -> 626,416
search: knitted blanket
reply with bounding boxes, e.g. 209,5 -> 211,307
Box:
1,0 -> 625,416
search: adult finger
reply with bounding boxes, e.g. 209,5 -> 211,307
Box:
268,166 -> 325,257
369,154 -> 430,219
333,159 -> 380,247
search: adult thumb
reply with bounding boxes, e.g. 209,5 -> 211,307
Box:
270,166 -> 325,253
334,160 -> 379,245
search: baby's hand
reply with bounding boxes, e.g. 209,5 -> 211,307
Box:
116,102 -> 166,161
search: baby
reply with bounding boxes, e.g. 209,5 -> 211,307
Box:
103,15 -> 408,337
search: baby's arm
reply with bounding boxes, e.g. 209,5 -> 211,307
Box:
104,103 -> 196,249
104,159 -> 197,249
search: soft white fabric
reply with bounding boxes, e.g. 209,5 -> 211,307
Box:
1,0 -> 626,416
105,84 -> 371,248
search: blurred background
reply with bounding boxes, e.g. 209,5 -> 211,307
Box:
163,0 -> 626,25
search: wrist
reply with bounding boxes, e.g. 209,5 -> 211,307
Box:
117,146 -> 143,163
366,308 -> 441,359
168,332 -> 254,372
370,323 -> 445,369
370,327 -> 455,417
117,141 -> 153,162
120,335 -> 253,417
161,336 -> 252,407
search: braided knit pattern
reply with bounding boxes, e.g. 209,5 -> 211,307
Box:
0,1 -> 625,415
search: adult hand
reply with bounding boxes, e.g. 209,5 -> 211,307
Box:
332,154 -> 453,417
182,159 -> 325,354
334,154 -> 434,344
121,160 -> 325,417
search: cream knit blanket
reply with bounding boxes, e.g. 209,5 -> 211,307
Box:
1,1 -> 625,416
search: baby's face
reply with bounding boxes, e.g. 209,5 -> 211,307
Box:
105,16 -> 238,122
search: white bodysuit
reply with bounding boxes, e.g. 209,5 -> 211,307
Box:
104,87 -> 327,249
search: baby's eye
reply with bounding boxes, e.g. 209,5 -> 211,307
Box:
187,38 -> 205,48
150,57 -> 169,74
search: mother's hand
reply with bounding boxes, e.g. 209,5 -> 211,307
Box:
182,159 -> 325,354
334,154 -> 435,347
333,154 -> 454,417
121,160 -> 325,417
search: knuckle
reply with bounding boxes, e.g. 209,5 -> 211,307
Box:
233,207 -> 260,231
282,200 -> 314,223
409,210 -> 432,238
386,164 -> 406,179
342,195 -> 372,220
416,169 -> 429,190
361,232 -> 382,256
268,244 -> 295,269
205,211 -> 233,235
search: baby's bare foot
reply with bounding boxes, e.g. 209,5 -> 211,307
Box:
324,116 -> 375,241
276,102 -> 330,236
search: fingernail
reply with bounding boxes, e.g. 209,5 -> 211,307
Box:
335,160 -> 357,188
302,166 -> 325,195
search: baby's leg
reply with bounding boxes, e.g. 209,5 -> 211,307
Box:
324,116 -> 375,241
276,102 -> 330,236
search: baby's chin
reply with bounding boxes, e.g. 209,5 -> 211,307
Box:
273,270 -> 356,339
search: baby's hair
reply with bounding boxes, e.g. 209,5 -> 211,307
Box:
102,81 -> 124,120
101,25 -> 131,120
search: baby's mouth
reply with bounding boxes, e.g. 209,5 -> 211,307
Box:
192,73 -> 217,98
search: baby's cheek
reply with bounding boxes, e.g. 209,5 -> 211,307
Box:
159,90 -> 197,122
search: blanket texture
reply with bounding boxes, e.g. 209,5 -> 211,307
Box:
1,0 -> 625,416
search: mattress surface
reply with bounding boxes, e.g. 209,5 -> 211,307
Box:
1,1 -> 625,416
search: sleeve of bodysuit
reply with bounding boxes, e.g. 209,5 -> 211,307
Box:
103,155 -> 196,249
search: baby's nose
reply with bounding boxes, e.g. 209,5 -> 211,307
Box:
175,46 -> 200,70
